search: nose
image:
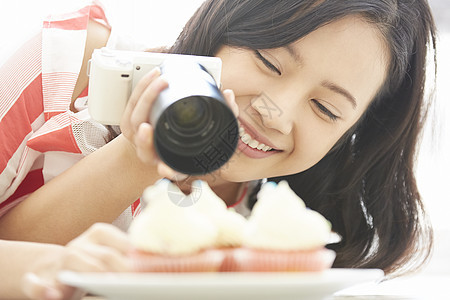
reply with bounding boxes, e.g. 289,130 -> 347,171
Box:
250,92 -> 293,135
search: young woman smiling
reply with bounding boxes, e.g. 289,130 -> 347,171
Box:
0,0 -> 436,278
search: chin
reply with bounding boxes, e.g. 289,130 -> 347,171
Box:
217,166 -> 260,183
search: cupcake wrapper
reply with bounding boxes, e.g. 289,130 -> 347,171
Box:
129,249 -> 225,272
232,248 -> 336,272
218,248 -> 239,272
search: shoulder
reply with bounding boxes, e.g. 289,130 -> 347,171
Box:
86,19 -> 111,52
71,20 -> 110,105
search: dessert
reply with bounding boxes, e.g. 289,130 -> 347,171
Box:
192,180 -> 247,248
233,180 -> 336,272
191,180 -> 247,271
127,179 -> 335,273
127,179 -> 224,272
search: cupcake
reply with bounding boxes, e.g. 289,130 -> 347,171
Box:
190,180 -> 248,271
127,179 -> 224,272
233,181 -> 336,272
191,180 -> 247,247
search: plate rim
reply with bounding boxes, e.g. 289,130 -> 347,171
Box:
59,268 -> 384,290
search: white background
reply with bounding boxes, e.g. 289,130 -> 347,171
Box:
1,0 -> 449,273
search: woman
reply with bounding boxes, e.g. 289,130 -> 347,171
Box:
0,0 -> 436,277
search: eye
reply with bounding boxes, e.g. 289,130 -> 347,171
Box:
311,99 -> 339,122
254,50 -> 281,76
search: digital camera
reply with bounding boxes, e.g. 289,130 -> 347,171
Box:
88,48 -> 238,175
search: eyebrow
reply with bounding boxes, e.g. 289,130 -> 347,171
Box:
284,45 -> 303,66
283,45 -> 358,109
321,80 -> 357,109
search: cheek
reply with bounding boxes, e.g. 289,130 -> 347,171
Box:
221,73 -> 262,97
291,121 -> 350,170
294,139 -> 333,169
220,56 -> 268,96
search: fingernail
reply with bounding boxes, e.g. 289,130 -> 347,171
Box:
150,66 -> 161,76
224,89 -> 235,101
172,173 -> 189,181
45,287 -> 63,300
145,67 -> 161,80
157,77 -> 169,89
138,123 -> 152,142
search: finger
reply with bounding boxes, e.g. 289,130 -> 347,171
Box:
223,89 -> 239,117
69,245 -> 131,272
61,248 -> 109,273
121,67 -> 161,133
57,286 -> 85,300
157,162 -> 189,181
77,223 -> 132,255
22,272 -> 63,300
171,172 -> 190,182
130,77 -> 168,133
123,67 -> 161,119
134,123 -> 157,164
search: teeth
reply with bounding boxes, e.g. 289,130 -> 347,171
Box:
248,140 -> 259,148
241,133 -> 251,143
239,126 -> 273,152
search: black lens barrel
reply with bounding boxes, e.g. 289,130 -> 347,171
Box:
149,59 -> 238,175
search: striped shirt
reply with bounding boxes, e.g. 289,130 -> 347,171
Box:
0,0 -> 144,229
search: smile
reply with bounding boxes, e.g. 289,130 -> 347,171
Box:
239,126 -> 273,152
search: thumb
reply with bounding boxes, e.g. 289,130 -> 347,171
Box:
223,89 -> 239,117
22,272 -> 63,300
157,162 -> 189,181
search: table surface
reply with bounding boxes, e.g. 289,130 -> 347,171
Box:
333,274 -> 450,299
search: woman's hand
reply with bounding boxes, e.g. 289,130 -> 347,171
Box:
120,67 -> 166,165
120,67 -> 185,180
21,223 -> 132,300
119,66 -> 238,181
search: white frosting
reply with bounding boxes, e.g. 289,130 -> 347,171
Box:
215,209 -> 248,247
244,181 -> 332,251
128,179 -> 218,256
129,179 -> 331,254
192,180 -> 247,247
191,180 -> 228,213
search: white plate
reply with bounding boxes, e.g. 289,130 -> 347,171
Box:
59,269 -> 383,300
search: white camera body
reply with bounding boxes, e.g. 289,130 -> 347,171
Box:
87,48 -> 222,125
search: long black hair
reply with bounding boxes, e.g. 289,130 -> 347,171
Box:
170,0 -> 437,276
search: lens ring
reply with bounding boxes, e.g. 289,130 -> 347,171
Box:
154,101 -> 239,175
166,96 -> 212,136
163,97 -> 215,139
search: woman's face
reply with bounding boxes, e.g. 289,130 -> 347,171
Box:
215,16 -> 389,182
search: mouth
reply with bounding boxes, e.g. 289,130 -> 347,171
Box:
237,120 -> 281,153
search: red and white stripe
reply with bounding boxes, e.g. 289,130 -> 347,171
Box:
0,32 -> 44,205
0,1 -> 110,217
0,34 -> 42,120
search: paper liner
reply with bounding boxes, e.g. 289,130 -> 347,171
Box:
129,249 -> 225,272
231,247 -> 336,272
218,247 -> 239,272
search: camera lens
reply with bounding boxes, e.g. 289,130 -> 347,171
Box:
168,96 -> 208,132
150,58 -> 238,175
156,95 -> 226,152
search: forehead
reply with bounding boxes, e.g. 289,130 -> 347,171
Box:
290,15 -> 389,109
